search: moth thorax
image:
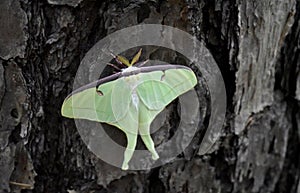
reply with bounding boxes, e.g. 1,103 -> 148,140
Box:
122,66 -> 139,73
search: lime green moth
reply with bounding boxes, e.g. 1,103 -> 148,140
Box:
61,49 -> 197,170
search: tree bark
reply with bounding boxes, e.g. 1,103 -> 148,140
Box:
0,0 -> 299,193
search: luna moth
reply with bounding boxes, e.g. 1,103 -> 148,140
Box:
61,49 -> 197,170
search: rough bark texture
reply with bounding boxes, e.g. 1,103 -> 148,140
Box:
0,0 -> 299,193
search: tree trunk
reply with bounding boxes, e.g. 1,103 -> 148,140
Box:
0,0 -> 299,193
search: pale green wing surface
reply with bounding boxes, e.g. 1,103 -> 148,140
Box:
108,100 -> 139,170
136,68 -> 197,161
138,102 -> 162,159
111,77 -> 133,122
137,80 -> 176,110
61,79 -> 131,123
61,87 -> 111,121
137,68 -> 197,110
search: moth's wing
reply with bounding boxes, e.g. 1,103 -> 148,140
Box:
62,77 -> 139,170
61,79 -> 131,123
137,68 -> 197,111
108,77 -> 141,169
136,68 -> 197,160
109,101 -> 139,170
138,102 -> 162,160
110,77 -> 133,122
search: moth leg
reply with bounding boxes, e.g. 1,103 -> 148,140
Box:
107,63 -> 121,71
139,123 -> 159,160
122,132 -> 138,170
136,59 -> 149,67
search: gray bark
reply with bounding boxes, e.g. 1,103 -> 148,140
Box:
0,0 -> 299,193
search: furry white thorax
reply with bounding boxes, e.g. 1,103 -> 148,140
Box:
122,66 -> 139,73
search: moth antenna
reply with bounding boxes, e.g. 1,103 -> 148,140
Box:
136,59 -> 149,67
109,53 -> 122,65
103,50 -> 123,65
130,48 -> 142,65
107,63 -> 121,71
110,52 -> 127,67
